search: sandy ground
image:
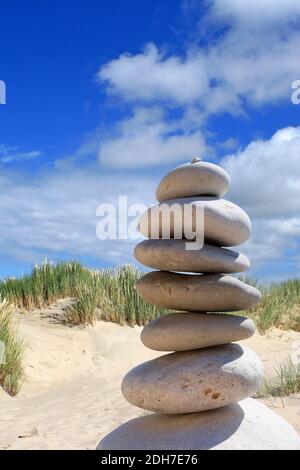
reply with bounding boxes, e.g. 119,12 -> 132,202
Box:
0,301 -> 299,450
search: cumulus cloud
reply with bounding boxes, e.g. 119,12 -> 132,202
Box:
99,107 -> 207,167
223,127 -> 300,218
99,44 -> 210,106
98,0 -> 300,112
97,0 -> 300,171
221,127 -> 300,275
98,43 -> 242,114
0,166 -> 155,268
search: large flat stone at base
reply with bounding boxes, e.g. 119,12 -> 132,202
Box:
97,399 -> 300,450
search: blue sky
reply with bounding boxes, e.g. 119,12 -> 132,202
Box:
0,0 -> 300,281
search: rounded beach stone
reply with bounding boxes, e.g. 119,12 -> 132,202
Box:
134,239 -> 250,273
141,313 -> 255,351
156,161 -> 230,202
136,272 -> 261,312
138,197 -> 251,247
121,344 -> 263,414
97,398 -> 300,450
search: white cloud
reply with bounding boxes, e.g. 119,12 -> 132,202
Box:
0,144 -> 43,164
99,107 -> 207,167
218,137 -> 239,152
241,218 -> 300,270
99,44 -> 210,106
0,166 -> 155,267
221,126 -> 300,274
97,0 -> 300,171
98,0 -> 300,113
223,127 -> 300,218
208,0 -> 300,26
98,43 -> 241,114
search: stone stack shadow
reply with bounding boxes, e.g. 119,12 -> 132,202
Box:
98,159 -> 300,450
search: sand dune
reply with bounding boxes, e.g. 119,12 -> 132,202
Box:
0,301 -> 299,449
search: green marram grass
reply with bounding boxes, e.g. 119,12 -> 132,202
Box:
256,357 -> 300,398
0,261 -> 300,332
238,276 -> 300,333
65,265 -> 168,326
0,299 -> 24,396
0,261 -> 167,327
0,261 -> 91,311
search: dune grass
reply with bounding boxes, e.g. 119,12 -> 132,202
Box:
1,261 -> 300,332
0,261 -> 90,311
239,277 -> 300,333
0,299 -> 24,396
256,357 -> 300,398
64,265 -> 168,326
0,261 -> 167,327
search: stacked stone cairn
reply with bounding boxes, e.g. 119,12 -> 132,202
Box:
98,159 -> 300,450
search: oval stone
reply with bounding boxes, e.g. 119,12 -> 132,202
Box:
134,239 -> 250,273
97,399 -> 300,450
141,313 -> 255,351
121,344 -> 263,414
136,272 -> 261,312
156,161 -> 230,202
138,197 -> 251,247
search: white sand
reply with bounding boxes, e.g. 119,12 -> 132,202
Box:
0,302 -> 299,450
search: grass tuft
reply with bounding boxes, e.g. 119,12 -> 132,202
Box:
0,261 -> 167,327
65,265 -> 167,326
0,261 -> 90,310
243,279 -> 300,333
0,299 -> 24,396
256,357 -> 300,398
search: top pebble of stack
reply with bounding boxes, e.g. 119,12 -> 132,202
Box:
156,158 -> 230,202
